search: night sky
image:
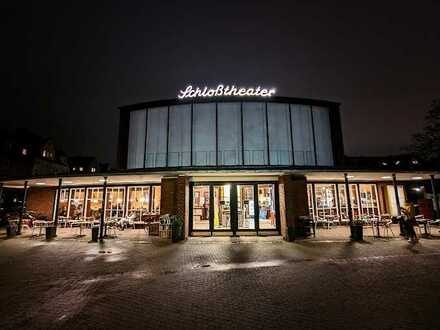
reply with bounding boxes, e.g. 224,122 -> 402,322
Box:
4,1 -> 440,167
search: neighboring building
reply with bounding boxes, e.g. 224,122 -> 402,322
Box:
0,129 -> 68,179
1,91 -> 439,239
68,156 -> 99,174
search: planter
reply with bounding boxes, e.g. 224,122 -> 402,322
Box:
171,217 -> 184,242
350,225 -> 363,241
45,226 -> 57,240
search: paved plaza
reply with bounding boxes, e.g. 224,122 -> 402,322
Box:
1,231 -> 440,329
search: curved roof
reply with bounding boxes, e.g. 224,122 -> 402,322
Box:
118,96 -> 340,112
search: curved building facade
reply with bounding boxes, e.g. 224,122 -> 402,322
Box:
118,97 -> 344,171
3,93 -> 437,241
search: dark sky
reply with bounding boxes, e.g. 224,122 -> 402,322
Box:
3,1 -> 440,167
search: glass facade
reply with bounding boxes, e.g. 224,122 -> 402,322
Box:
258,184 -> 277,229
214,185 -> 231,230
192,185 -> 210,230
191,182 -> 279,233
56,185 -> 160,221
127,101 -> 335,169
67,188 -> 85,219
105,187 -> 125,219
85,188 -> 103,219
127,186 -> 150,220
307,183 -> 381,221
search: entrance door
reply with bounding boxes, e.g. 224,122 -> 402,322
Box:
191,182 -> 279,235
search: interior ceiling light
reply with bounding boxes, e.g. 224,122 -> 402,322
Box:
381,176 -> 392,179
411,176 -> 423,180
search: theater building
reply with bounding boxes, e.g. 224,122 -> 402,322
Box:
2,86 -> 439,240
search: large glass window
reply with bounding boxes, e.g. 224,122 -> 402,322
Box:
58,189 -> 69,217
85,188 -> 103,220
213,185 -> 231,230
168,105 -> 191,167
337,184 -> 360,220
237,185 -> 255,230
105,187 -> 125,220
314,184 -> 338,219
312,106 -> 334,166
192,186 -> 210,230
385,185 -> 405,216
152,186 -> 161,214
68,188 -> 85,219
291,105 -> 315,166
359,184 -> 380,218
258,184 -> 277,229
243,102 -> 268,165
267,103 -> 292,165
192,103 -> 216,166
307,184 -> 315,218
145,107 -> 168,168
217,102 -> 242,165
127,109 -> 146,169
127,186 -> 150,220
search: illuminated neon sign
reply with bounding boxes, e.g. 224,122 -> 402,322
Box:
177,84 -> 276,99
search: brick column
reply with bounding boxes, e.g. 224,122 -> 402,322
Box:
278,174 -> 309,241
176,176 -> 190,239
160,176 -> 190,239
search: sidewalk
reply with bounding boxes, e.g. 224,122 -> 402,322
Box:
1,232 -> 440,329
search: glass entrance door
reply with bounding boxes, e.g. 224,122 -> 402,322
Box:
237,185 -> 255,230
213,185 -> 231,230
191,182 -> 279,235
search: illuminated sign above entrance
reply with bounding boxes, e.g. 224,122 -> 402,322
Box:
177,84 -> 276,99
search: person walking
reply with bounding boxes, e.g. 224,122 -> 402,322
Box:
401,205 -> 418,243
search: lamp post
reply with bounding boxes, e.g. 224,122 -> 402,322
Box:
392,173 -> 403,236
344,173 -> 354,238
17,180 -> 28,235
52,178 -> 63,231
430,174 -> 439,219
99,176 -> 108,241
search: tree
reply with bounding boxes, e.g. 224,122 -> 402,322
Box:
407,99 -> 440,162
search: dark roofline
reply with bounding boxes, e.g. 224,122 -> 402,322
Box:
118,96 -> 340,112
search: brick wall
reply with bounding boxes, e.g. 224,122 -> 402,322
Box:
278,175 -> 309,240
160,176 -> 189,238
26,187 -> 56,219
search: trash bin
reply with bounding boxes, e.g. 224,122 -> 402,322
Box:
45,226 -> 57,239
350,224 -> 363,241
91,226 -> 99,242
171,216 -> 184,242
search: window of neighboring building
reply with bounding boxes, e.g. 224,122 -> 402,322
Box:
72,167 -> 76,171
91,167 -> 96,173
79,167 -> 83,172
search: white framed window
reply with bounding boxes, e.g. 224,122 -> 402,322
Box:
105,187 -> 125,219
